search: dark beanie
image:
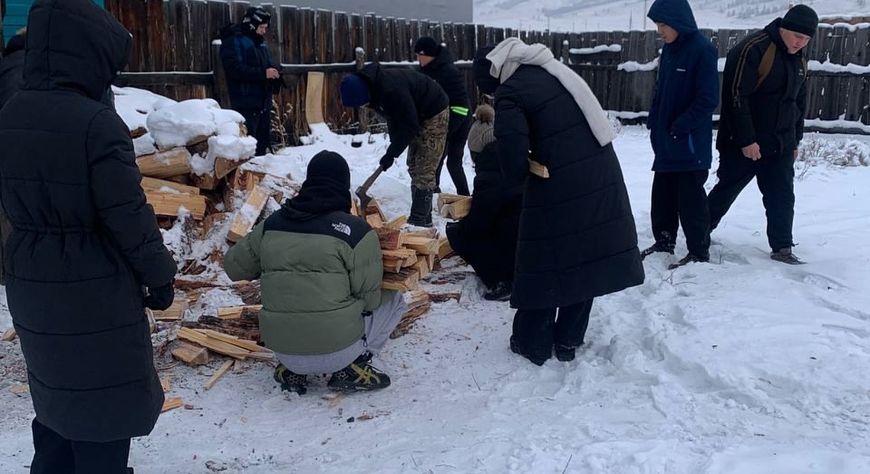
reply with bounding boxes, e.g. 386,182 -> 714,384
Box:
242,7 -> 271,33
340,73 -> 370,107
288,151 -> 352,214
781,4 -> 818,37
414,37 -> 441,57
473,46 -> 499,94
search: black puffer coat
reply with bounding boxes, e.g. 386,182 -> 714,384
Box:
0,34 -> 26,109
493,66 -> 645,309
446,142 -> 522,287
0,0 -> 176,442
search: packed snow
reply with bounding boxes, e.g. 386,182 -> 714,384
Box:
146,99 -> 246,150
1,120 -> 869,472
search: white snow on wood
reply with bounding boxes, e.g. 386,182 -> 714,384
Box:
570,44 -> 622,55
617,57 -> 659,72
808,60 -> 870,75
146,99 -> 246,150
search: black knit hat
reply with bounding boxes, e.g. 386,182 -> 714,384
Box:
288,151 -> 352,214
414,37 -> 441,57
242,7 -> 271,33
781,4 -> 818,37
473,46 -> 499,94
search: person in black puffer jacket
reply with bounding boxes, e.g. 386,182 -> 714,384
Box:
0,1 -> 177,471
415,37 -> 472,196
474,39 -> 644,366
446,104 -> 521,302
0,29 -> 27,285
340,63 -> 449,227
219,7 -> 281,156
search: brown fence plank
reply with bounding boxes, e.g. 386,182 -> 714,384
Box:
280,5 -> 300,64
334,12 -> 351,63
316,9 -> 333,64
299,8 -> 315,64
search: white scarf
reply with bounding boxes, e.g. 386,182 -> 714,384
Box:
486,37 -> 616,146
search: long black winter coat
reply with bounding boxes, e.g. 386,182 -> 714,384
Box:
446,143 -> 522,287
0,0 -> 177,442
717,18 -> 808,156
494,66 -> 645,309
219,24 -> 278,112
356,63 -> 448,159
420,48 -> 471,135
0,35 -> 25,109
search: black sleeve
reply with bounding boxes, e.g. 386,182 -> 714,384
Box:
87,110 -> 177,289
457,188 -> 499,236
220,36 -> 267,82
795,72 -> 807,144
383,86 -> 421,159
727,42 -> 763,148
494,88 -> 530,188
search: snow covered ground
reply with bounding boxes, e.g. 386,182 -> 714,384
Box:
1,126 -> 870,473
474,0 -> 868,32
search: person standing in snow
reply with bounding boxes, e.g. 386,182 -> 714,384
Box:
473,39 -> 645,366
339,63 -> 449,227
446,104 -> 522,302
219,6 -> 281,156
224,151 -> 406,394
708,4 -> 817,265
0,1 -> 177,471
415,37 -> 472,196
642,0 -> 719,269
0,28 -> 27,286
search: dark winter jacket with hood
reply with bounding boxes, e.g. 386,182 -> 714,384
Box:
0,34 -> 26,109
477,60 -> 645,309
224,152 -> 384,356
717,18 -> 808,156
356,63 -> 449,159
419,46 -> 471,134
647,0 -> 719,172
0,0 -> 177,442
219,23 -> 278,111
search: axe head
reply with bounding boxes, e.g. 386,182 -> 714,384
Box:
355,186 -> 373,210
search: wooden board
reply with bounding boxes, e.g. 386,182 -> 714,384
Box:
305,71 -> 325,126
140,176 -> 200,195
227,185 -> 270,242
171,341 -> 209,366
177,327 -> 250,360
145,190 -> 207,220
161,397 -> 184,413
204,360 -> 234,390
402,236 -> 439,255
152,298 -> 189,321
196,329 -> 269,354
136,148 -> 192,179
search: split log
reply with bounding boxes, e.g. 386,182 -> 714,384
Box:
384,215 -> 407,230
161,397 -> 184,412
140,177 -> 200,195
231,169 -> 263,193
217,305 -> 263,320
182,314 -> 260,341
440,196 -> 472,220
403,289 -> 430,310
366,213 -> 384,229
195,329 -> 269,353
375,227 -> 403,250
152,298 -> 189,321
437,193 -> 466,209
403,228 -> 438,239
402,236 -> 439,255
390,301 -> 432,338
382,269 -> 420,291
413,257 -> 431,279
171,341 -> 210,366
136,148 -> 192,179
382,255 -> 404,273
177,327 -> 250,360
202,213 -> 230,238
365,199 -> 386,223
382,248 -> 417,259
130,127 -> 148,139
1,328 -> 16,342
227,185 -> 269,242
437,237 -> 454,260
191,173 -> 219,191
429,292 -> 462,303
215,157 -> 250,180
145,190 -> 207,220
204,360 -> 234,390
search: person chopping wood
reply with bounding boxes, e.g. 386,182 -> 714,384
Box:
224,151 -> 406,394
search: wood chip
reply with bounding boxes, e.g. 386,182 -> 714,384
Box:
162,397 -> 184,413
1,328 -> 16,342
203,360 -> 234,391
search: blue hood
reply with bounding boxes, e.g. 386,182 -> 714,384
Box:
648,0 -> 698,35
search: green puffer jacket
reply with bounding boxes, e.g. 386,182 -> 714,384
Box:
224,206 -> 383,355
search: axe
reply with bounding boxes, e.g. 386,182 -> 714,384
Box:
355,165 -> 385,210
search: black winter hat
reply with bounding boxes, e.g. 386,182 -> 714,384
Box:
289,151 -> 352,214
781,4 -> 818,37
414,37 -> 441,57
473,46 -> 499,94
242,7 -> 271,33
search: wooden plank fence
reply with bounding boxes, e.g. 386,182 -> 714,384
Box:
106,0 -> 870,139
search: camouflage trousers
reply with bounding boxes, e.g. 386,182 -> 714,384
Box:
407,108 -> 449,191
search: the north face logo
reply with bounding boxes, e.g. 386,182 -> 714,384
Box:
332,223 -> 351,236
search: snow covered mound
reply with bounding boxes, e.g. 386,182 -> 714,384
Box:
146,99 -> 247,150
800,134 -> 870,167
113,86 -> 177,134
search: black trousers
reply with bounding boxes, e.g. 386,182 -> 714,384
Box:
512,299 -> 594,365
435,115 -> 471,196
650,170 -> 711,257
30,418 -> 132,474
240,108 -> 273,156
708,147 -> 795,251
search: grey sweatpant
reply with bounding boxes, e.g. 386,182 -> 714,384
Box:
276,291 -> 406,375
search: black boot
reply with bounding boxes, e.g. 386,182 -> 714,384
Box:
554,344 -> 577,362
274,364 -> 308,395
407,186 -> 434,228
667,253 -> 710,270
770,247 -> 804,265
484,281 -> 512,302
327,352 -> 391,392
641,236 -> 676,260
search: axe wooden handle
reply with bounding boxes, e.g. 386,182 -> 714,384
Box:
355,165 -> 384,207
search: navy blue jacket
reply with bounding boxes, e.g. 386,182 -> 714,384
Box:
647,0 -> 719,172
219,24 -> 278,112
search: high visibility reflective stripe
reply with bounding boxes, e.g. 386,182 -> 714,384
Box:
450,106 -> 470,116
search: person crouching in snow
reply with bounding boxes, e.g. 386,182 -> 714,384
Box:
339,63 -> 449,227
224,151 -> 406,393
446,104 -> 522,302
473,39 -> 645,366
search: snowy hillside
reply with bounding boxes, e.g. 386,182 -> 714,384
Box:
1,119 -> 869,472
474,0 -> 869,32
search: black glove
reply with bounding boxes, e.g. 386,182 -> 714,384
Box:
145,281 -> 175,311
379,154 -> 395,171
